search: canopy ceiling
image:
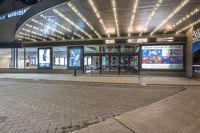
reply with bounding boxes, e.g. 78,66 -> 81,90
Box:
15,0 -> 200,42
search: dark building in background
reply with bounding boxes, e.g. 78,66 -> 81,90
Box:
0,0 -> 41,14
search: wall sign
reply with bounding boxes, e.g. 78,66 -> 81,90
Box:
0,7 -> 30,21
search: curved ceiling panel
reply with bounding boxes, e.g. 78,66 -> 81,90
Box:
15,0 -> 200,42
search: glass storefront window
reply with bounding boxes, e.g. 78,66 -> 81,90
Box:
0,49 -> 11,68
25,48 -> 37,69
134,45 -> 140,53
53,47 -> 67,69
84,46 -> 100,53
101,45 -> 120,53
121,45 -> 134,53
101,55 -> 109,71
18,48 -> 25,68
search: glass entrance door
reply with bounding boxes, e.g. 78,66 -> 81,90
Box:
84,56 -> 100,74
120,55 -> 139,74
130,55 -> 139,74
101,54 -> 119,74
120,55 -> 130,74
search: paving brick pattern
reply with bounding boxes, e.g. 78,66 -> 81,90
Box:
0,80 -> 184,133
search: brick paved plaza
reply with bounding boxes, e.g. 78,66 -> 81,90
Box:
0,79 -> 184,133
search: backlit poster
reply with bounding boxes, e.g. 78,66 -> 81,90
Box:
142,45 -> 184,69
68,47 -> 83,69
111,56 -> 119,66
38,48 -> 52,69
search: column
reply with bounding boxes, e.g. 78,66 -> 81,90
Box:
186,27 -> 193,78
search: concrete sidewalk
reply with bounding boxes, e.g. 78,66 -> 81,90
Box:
0,73 -> 200,86
0,73 -> 199,133
74,87 -> 200,133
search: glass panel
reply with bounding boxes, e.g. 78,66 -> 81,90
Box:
84,56 -> 100,74
84,46 -> 100,53
18,48 -> 24,68
134,45 -> 140,53
121,45 -> 134,53
0,49 -> 11,68
101,46 -> 120,53
53,47 -> 67,69
110,56 -> 119,72
60,58 -> 65,65
25,48 -> 37,69
120,56 -> 130,73
55,58 -> 60,65
102,55 -> 109,69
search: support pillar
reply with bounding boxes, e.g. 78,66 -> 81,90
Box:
186,27 -> 193,78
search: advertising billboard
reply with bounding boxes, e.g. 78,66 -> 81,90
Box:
142,45 -> 184,69
68,47 -> 83,69
38,48 -> 52,69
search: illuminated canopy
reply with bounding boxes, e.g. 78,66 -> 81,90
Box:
15,0 -> 200,42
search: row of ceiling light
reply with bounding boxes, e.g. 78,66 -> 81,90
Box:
112,0 -> 120,37
67,2 -> 102,38
40,14 -> 83,39
88,0 -> 110,38
150,0 -> 190,36
128,0 -> 139,36
17,0 -> 200,42
165,8 -> 200,33
139,0 -> 163,36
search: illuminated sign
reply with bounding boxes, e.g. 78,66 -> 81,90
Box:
127,38 -> 147,43
68,47 -> 83,69
38,48 -> 52,69
142,45 -> 184,69
157,37 -> 174,42
0,7 -> 30,21
105,39 -> 115,44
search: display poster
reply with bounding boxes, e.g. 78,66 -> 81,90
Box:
38,48 -> 52,69
68,47 -> 83,69
111,56 -> 119,66
142,45 -> 184,69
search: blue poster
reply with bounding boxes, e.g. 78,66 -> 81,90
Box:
142,49 -> 162,56
69,48 -> 82,68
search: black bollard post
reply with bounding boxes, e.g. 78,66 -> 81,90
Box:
74,69 -> 77,76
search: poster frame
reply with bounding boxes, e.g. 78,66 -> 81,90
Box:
67,46 -> 84,70
38,47 -> 53,69
140,43 -> 186,71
